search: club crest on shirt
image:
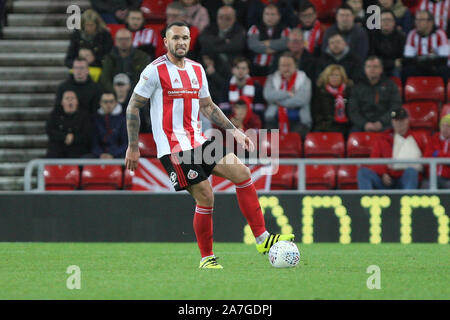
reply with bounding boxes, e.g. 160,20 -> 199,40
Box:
187,169 -> 198,180
170,172 -> 178,186
191,78 -> 198,86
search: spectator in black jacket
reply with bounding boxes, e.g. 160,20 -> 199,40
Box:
65,9 -> 113,68
368,9 -> 406,77
90,0 -> 143,24
316,32 -> 364,81
46,91 -> 93,158
198,5 -> 246,72
55,57 -> 102,115
246,0 -> 298,28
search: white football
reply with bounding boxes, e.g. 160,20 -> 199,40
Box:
268,241 -> 300,268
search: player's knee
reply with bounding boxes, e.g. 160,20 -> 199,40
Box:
236,164 -> 251,183
196,185 -> 214,207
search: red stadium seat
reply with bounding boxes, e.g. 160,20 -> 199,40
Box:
390,76 -> 403,100
404,77 -> 445,103
106,24 -> 125,39
80,165 -> 123,190
139,133 -> 158,158
123,169 -> 135,190
44,165 -> 80,190
347,132 -> 380,158
309,0 -> 342,21
337,165 -> 360,190
270,165 -> 298,190
304,132 -> 345,158
441,103 -> 450,119
141,0 -> 172,23
253,76 -> 267,87
261,132 -> 302,158
305,165 -> 337,190
403,102 -> 439,132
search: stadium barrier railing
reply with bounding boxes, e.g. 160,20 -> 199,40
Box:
23,158 -> 450,192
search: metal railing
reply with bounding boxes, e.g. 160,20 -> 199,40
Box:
23,158 -> 450,192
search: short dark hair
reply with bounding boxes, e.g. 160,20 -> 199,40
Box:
336,4 -> 354,15
365,55 -> 383,67
380,8 -> 396,20
234,99 -> 247,107
127,8 -> 144,18
232,56 -> 250,68
278,51 -> 297,63
165,21 -> 190,37
298,1 -> 316,13
328,31 -> 346,42
416,9 -> 434,21
101,91 -> 117,101
73,56 -> 88,65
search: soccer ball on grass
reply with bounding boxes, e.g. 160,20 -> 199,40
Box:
268,241 -> 300,268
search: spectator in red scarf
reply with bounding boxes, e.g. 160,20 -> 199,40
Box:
422,114 -> 450,189
229,97 -> 262,131
297,1 -> 325,57
312,64 -> 353,137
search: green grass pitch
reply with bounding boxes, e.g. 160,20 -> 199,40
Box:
0,242 -> 448,300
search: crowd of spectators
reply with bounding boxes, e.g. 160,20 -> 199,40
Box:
44,0 -> 450,189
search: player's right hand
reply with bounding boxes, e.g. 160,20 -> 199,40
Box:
125,147 -> 140,172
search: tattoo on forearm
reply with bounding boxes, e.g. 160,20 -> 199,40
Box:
202,101 -> 235,130
126,93 -> 148,151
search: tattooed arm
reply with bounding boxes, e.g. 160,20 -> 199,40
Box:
199,96 -> 254,152
125,92 -> 149,171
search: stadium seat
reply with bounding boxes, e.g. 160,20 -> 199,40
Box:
337,165 -> 360,190
44,165 -> 80,190
390,76 -> 403,100
123,169 -> 135,190
403,102 -> 439,133
441,103 -> 450,118
261,132 -> 302,158
270,165 -> 298,190
80,165 -> 123,190
141,0 -> 172,23
309,0 -> 342,20
139,133 -> 158,158
404,77 -> 445,103
346,132 -> 379,158
304,132 -> 345,158
253,76 -> 267,87
305,165 -> 337,190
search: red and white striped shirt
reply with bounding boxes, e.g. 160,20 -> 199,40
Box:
419,0 -> 450,31
132,28 -> 158,49
404,28 -> 449,56
134,55 -> 210,158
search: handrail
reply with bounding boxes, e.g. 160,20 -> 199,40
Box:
24,157 -> 450,192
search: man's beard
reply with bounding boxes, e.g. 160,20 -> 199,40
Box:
170,46 -> 188,59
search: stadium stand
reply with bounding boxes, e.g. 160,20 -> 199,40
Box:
346,132 -> 379,158
270,165 -> 298,190
336,164 -> 359,190
80,165 -> 123,190
44,165 -> 80,190
404,76 -> 445,103
138,133 -> 158,158
304,132 -> 345,158
402,101 -> 439,133
305,164 -> 337,190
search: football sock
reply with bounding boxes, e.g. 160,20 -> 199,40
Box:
235,178 -> 267,239
193,205 -> 214,258
255,231 -> 270,244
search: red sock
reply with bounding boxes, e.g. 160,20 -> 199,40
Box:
235,178 -> 266,237
193,205 -> 214,258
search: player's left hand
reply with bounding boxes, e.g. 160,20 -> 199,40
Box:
232,129 -> 255,152
125,147 -> 140,172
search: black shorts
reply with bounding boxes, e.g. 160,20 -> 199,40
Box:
159,138 -> 232,191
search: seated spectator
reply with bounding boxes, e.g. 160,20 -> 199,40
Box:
297,1 -> 325,57
203,0 -> 249,28
312,64 -> 353,137
90,0 -> 141,24
155,2 -> 201,60
92,92 -> 128,159
78,46 -> 103,82
316,32 -> 364,81
402,10 -> 449,83
357,107 -> 427,190
263,52 -> 312,138
99,28 -> 151,92
378,0 -> 414,34
46,91 -> 92,158
65,9 -> 113,69
217,57 -> 265,120
417,0 -> 450,36
368,9 -> 406,78
56,57 -> 102,115
348,56 -> 402,132
113,73 -> 151,133
284,28 -> 317,83
199,5 -> 246,72
247,0 -> 298,29
125,8 -> 158,58
181,0 -> 210,33
321,4 -> 370,62
247,4 -> 290,76
422,114 -> 450,189
140,0 -> 172,23
347,0 -> 368,28
229,97 -> 262,131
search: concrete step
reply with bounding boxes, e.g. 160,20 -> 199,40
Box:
0,80 -> 60,93
0,163 -> 28,176
3,26 -> 71,40
0,148 -> 47,162
8,14 -> 68,27
0,94 -> 55,108
0,40 -> 69,53
0,121 -> 46,134
13,1 -> 91,14
0,107 -> 52,121
0,176 -> 35,191
0,67 -> 68,80
0,53 -> 65,66
0,135 -> 48,148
